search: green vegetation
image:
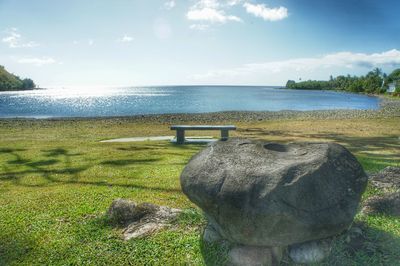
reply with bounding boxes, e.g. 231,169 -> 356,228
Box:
0,65 -> 36,91
286,68 -> 400,94
387,69 -> 400,84
0,117 -> 399,265
386,69 -> 400,95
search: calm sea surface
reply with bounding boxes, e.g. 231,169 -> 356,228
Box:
0,86 -> 379,118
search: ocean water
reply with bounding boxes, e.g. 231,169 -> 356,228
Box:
0,86 -> 379,118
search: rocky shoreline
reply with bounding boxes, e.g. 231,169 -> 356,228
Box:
1,96 -> 399,124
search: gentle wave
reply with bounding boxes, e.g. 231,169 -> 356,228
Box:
0,86 -> 379,118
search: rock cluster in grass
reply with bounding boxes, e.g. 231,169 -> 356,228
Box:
363,166 -> 400,217
107,199 -> 181,240
362,193 -> 400,217
369,166 -> 400,190
181,138 -> 368,265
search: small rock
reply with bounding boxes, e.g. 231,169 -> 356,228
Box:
203,223 -> 222,243
124,222 -> 165,240
289,238 -> 332,264
228,246 -> 276,266
107,199 -> 138,225
123,205 -> 181,240
107,199 -> 181,240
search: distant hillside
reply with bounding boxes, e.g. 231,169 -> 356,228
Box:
0,65 -> 36,91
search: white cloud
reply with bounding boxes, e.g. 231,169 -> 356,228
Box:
16,57 -> 57,67
186,0 -> 242,25
194,0 -> 220,9
117,34 -> 134,43
189,24 -> 210,31
227,0 -> 243,6
2,28 -> 39,48
164,0 -> 176,10
88,39 -> 94,46
191,49 -> 400,83
243,3 -> 288,21
187,7 -> 241,23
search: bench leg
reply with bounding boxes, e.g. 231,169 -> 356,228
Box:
221,130 -> 229,141
176,129 -> 185,144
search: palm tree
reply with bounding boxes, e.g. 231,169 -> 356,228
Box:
373,67 -> 382,77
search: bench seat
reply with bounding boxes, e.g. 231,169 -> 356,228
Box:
170,125 -> 236,144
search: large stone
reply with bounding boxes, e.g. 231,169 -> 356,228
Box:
181,138 -> 367,246
203,223 -> 223,243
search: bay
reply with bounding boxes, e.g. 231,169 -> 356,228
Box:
0,86 -> 380,118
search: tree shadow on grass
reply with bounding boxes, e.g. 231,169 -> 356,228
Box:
0,148 -> 27,153
0,234 -> 37,265
101,158 -> 162,166
0,147 -> 181,193
117,142 -> 205,152
116,144 -> 169,152
240,128 -> 399,154
26,159 -> 60,167
240,128 -> 400,171
319,220 -> 400,266
0,147 -> 87,186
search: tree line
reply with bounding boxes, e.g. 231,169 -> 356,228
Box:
286,68 -> 400,95
0,65 -> 36,91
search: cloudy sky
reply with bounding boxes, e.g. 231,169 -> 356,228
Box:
1,0 -> 399,87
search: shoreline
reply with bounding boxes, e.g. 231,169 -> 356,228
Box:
0,95 -> 399,124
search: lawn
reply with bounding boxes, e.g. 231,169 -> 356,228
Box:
0,117 -> 399,265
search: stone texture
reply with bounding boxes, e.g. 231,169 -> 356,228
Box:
369,166 -> 400,190
364,167 -> 400,217
123,205 -> 181,240
181,138 -> 367,246
107,199 -> 139,225
107,199 -> 181,240
227,245 -> 283,266
288,238 -> 332,264
203,223 -> 223,243
228,246 -> 274,266
362,192 -> 400,217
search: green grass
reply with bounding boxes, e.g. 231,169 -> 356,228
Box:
0,117 -> 399,265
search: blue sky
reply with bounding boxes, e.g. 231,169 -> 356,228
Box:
1,0 -> 399,87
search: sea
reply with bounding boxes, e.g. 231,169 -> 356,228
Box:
0,86 -> 380,118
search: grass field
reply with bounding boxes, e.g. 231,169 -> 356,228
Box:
0,117 -> 399,265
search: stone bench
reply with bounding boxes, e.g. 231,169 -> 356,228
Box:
170,125 -> 236,144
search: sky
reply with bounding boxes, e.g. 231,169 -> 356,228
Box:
0,0 -> 400,87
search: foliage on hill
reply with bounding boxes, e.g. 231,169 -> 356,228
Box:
386,69 -> 400,94
286,68 -> 400,94
0,65 -> 36,91
386,69 -> 400,83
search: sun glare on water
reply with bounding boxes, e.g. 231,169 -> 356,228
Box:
1,86 -> 170,100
